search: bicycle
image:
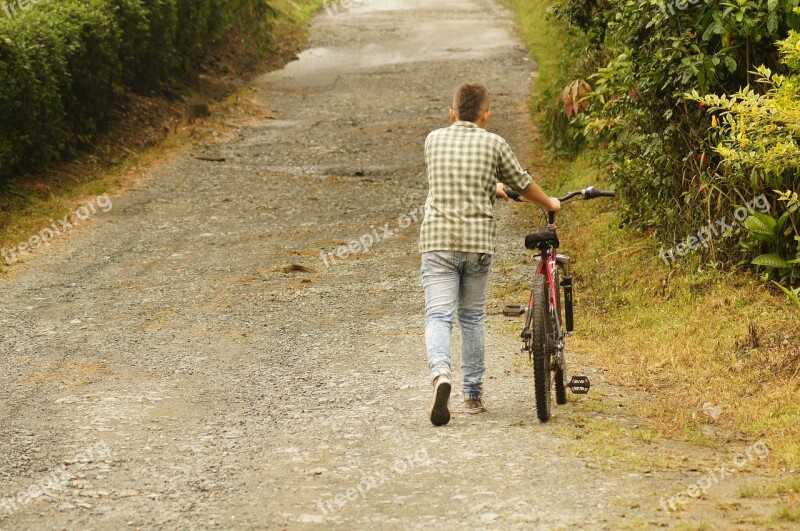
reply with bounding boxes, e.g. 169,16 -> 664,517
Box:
502,185 -> 616,422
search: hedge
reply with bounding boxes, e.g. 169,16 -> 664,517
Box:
0,0 -> 275,180
547,0 -> 800,267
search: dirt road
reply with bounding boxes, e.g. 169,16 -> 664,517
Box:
0,1 -> 775,529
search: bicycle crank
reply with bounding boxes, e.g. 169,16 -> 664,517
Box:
567,375 -> 591,394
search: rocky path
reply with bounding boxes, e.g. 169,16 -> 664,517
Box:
1,1 -> 774,529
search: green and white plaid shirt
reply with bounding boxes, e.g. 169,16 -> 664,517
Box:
419,121 -> 532,254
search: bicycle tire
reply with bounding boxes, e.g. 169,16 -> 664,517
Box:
531,274 -> 552,422
552,268 -> 568,405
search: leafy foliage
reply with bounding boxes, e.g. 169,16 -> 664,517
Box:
0,0 -> 277,180
547,0 -> 800,295
740,191 -> 800,295
690,32 -> 800,179
689,33 -> 800,298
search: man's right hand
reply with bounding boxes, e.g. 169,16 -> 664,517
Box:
548,197 -> 561,212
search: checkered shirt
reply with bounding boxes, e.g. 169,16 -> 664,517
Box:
419,121 -> 532,254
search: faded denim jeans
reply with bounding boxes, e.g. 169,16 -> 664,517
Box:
421,251 -> 492,400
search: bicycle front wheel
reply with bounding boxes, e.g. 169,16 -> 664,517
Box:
531,274 -> 552,422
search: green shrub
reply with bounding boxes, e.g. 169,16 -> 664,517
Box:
0,0 -> 277,180
691,32 -> 800,293
109,0 -> 179,89
0,18 -> 71,169
547,0 -> 800,264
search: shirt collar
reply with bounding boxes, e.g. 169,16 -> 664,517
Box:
452,121 -> 480,129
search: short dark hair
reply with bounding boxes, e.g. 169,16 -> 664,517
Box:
453,83 -> 489,123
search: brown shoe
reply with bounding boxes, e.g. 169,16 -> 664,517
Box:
429,375 -> 451,426
464,397 -> 487,414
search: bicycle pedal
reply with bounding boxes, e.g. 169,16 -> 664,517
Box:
567,375 -> 591,394
502,304 -> 525,317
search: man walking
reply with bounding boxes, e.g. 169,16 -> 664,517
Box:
420,83 -> 561,426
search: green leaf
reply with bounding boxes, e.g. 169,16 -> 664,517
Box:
744,212 -> 777,236
777,210 -> 790,232
772,282 -> 800,308
749,233 -> 779,244
752,254 -> 789,268
767,12 -> 778,34
702,23 -> 718,42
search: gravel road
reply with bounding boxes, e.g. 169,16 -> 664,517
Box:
0,0 -> 777,529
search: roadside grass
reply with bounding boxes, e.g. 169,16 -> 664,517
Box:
776,504 -> 800,522
739,478 -> 800,498
527,152 -> 800,468
272,0 -> 326,23
739,479 -> 800,524
0,0 -> 325,275
503,0 -> 800,474
554,414 -> 676,471
0,147 -> 170,275
498,0 -> 564,105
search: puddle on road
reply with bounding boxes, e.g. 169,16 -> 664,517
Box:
328,0 -> 418,14
260,0 -> 517,88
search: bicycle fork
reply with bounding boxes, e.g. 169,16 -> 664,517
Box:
545,254 -> 570,368
549,254 -> 590,394
558,255 -> 574,333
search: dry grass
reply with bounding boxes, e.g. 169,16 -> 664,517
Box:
739,479 -> 800,498
553,414 -> 678,471
739,479 -> 800,524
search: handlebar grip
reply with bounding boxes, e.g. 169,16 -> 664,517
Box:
583,187 -> 616,199
504,186 -> 522,202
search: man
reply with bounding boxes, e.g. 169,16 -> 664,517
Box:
420,83 -> 561,426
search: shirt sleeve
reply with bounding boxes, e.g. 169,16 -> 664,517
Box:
496,139 -> 532,192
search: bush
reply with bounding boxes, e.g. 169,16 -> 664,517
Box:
691,31 -> 800,292
547,0 -> 800,266
0,0 -> 277,180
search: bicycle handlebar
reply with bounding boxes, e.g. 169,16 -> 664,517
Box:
503,185 -> 616,204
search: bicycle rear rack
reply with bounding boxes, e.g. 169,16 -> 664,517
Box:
567,375 -> 591,394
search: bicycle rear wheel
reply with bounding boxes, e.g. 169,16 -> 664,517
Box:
531,274 -> 552,422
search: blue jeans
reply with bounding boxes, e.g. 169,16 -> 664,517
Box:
421,251 -> 492,400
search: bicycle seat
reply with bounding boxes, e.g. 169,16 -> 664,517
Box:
525,229 -> 559,250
